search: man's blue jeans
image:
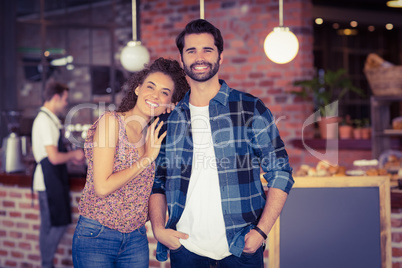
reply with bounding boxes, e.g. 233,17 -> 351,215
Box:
38,191 -> 67,268
72,215 -> 149,268
169,244 -> 265,268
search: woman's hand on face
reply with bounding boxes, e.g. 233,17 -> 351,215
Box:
143,117 -> 166,162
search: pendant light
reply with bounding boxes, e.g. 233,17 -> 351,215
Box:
387,0 -> 402,7
120,0 -> 150,72
263,0 -> 299,64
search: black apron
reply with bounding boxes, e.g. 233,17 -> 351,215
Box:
33,110 -> 72,226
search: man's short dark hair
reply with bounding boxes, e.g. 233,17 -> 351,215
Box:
176,19 -> 224,57
43,81 -> 69,102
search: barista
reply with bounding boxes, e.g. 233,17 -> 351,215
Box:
32,81 -> 84,268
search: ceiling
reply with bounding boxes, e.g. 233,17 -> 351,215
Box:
313,0 -> 401,13
15,0 -> 402,18
16,0 -> 116,17
312,0 -> 402,28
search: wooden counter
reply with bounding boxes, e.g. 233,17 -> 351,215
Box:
0,172 -> 86,191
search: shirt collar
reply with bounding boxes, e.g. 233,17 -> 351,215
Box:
40,106 -> 62,128
177,79 -> 230,110
214,79 -> 230,106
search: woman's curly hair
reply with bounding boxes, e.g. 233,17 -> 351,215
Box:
116,57 -> 190,113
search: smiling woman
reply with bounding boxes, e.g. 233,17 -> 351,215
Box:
71,57 -> 189,268
117,58 -> 189,113
132,72 -> 175,119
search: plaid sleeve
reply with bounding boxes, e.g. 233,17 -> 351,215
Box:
251,99 -> 294,193
152,145 -> 167,195
151,114 -> 169,195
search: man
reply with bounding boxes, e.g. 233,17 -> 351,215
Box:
149,19 -> 294,267
32,81 -> 84,268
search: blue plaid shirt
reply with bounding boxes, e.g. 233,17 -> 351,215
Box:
152,80 -> 294,261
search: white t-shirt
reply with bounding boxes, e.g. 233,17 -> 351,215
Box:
32,107 -> 62,191
176,104 -> 231,260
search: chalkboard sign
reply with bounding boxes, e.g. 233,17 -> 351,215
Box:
268,176 -> 391,268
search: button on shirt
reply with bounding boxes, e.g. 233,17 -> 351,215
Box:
152,80 -> 294,261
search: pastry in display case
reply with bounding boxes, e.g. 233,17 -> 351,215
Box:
379,150 -> 402,180
294,158 -> 393,178
393,117 -> 402,130
294,160 -> 346,177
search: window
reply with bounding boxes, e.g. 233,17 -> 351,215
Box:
313,20 -> 401,122
16,0 -> 121,126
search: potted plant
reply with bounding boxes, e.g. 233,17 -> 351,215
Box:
353,119 -> 363,139
339,115 -> 353,139
291,68 -> 364,139
361,118 -> 371,139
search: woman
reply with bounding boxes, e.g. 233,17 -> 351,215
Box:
72,58 -> 189,267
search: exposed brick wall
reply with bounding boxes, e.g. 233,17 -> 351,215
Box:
119,0 -> 315,143
0,187 -> 40,268
132,0 -> 332,173
0,186 -> 75,268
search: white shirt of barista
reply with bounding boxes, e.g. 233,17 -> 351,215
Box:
176,104 -> 231,260
32,107 -> 62,191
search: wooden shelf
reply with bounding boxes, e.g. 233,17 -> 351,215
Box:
384,129 -> 402,135
291,138 -> 402,151
371,96 -> 402,158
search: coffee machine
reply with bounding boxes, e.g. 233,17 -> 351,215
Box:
1,111 -> 26,173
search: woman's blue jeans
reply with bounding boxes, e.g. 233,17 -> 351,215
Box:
72,215 -> 149,268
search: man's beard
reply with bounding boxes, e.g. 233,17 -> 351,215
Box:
183,58 -> 220,82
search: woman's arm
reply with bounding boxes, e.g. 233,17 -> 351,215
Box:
93,114 -> 166,198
